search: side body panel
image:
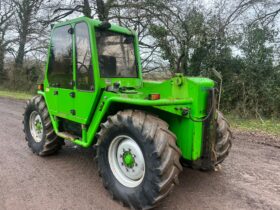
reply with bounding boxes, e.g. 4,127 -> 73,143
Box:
141,77 -> 214,160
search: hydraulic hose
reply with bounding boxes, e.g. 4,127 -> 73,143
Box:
189,88 -> 215,122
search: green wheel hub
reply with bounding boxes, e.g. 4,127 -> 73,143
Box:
35,120 -> 43,132
123,151 -> 135,168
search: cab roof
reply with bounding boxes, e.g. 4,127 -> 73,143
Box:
52,16 -> 136,36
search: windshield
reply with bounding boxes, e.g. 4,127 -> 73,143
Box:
95,29 -> 138,78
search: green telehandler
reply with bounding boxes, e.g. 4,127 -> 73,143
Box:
23,17 -> 232,209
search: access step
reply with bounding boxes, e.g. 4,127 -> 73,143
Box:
57,132 -> 80,141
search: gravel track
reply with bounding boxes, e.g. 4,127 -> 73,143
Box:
0,97 -> 279,210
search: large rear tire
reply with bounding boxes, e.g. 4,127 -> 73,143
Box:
215,111 -> 232,164
96,110 -> 182,209
199,110 -> 232,171
23,95 -> 63,156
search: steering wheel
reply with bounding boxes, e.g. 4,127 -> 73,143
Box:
77,61 -> 89,73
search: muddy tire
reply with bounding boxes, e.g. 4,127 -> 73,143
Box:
96,110 -> 182,209
23,95 -> 63,156
215,111 -> 232,165
182,110 -> 232,171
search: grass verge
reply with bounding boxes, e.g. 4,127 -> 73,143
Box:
227,115 -> 280,136
0,89 -> 33,100
0,90 -> 278,136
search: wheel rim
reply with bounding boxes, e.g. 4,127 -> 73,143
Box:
29,111 -> 43,143
108,135 -> 145,188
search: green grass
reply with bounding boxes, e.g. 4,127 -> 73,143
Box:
227,115 -> 280,136
0,89 -> 33,100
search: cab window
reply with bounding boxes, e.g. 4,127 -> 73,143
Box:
48,25 -> 73,88
75,22 -> 94,91
95,29 -> 137,78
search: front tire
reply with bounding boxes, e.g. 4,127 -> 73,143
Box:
96,110 -> 182,209
23,95 -> 63,156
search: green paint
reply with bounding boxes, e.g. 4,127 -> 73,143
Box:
123,152 -> 135,168
37,16 -> 216,163
35,120 -> 43,133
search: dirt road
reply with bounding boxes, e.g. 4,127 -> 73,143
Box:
0,97 -> 279,210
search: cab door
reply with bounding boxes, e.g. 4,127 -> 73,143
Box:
45,24 -> 75,120
73,22 -> 97,124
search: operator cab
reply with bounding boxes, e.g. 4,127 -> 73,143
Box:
44,17 -> 141,125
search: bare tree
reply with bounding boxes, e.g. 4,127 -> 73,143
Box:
13,0 -> 44,68
134,0 -> 258,74
46,0 -> 92,22
43,0 -> 116,23
249,1 -> 280,25
0,0 -> 14,79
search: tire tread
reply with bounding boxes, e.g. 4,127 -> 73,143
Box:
96,110 -> 182,209
23,95 -> 63,156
